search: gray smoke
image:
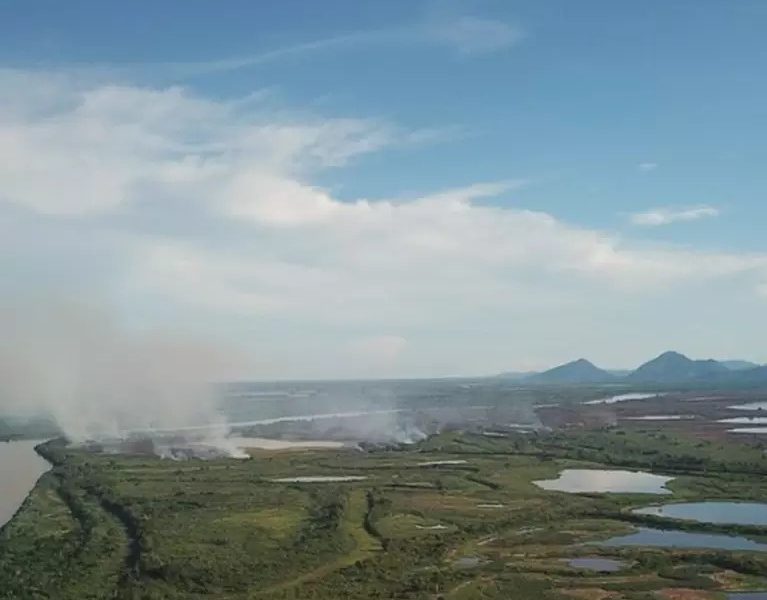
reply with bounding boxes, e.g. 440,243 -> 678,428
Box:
0,300 -> 241,444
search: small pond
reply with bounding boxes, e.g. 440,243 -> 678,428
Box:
271,475 -> 367,483
597,527 -> 767,552
534,469 -> 673,494
719,417 -> 767,424
634,502 -> 767,526
584,393 -> 662,406
623,415 -> 694,421
564,558 -> 624,572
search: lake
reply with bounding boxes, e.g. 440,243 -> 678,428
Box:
534,469 -> 673,494
634,502 -> 767,526
597,527 -> 767,552
0,440 -> 50,529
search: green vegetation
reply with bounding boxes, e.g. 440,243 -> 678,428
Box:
3,428 -> 767,599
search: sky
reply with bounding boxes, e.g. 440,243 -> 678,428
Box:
1,0 -> 766,379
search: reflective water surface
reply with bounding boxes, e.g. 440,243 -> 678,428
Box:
719,417 -> 767,424
534,469 -> 673,494
598,527 -> 767,552
729,402 -> 767,411
634,502 -> 767,526
270,475 -> 367,483
565,558 -> 624,572
0,440 -> 50,528
584,393 -> 661,405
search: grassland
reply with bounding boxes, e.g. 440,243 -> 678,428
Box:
3,427 -> 767,599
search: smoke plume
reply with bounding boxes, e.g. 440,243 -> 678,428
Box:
0,300 -> 240,443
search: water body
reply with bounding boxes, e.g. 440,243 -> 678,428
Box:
584,393 -> 661,406
634,502 -> 767,526
598,527 -> 767,552
565,558 -> 624,572
270,475 -> 367,483
534,469 -> 673,494
0,440 -> 50,528
727,593 -> 767,599
728,428 -> 767,434
729,402 -> 767,411
623,415 -> 694,421
719,417 -> 767,424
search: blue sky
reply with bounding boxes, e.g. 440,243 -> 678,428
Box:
1,1 -> 766,378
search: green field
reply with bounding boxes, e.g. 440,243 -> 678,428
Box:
3,428 -> 767,599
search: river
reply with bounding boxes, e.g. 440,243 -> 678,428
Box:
0,440 -> 50,529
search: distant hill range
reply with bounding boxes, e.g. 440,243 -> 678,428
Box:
526,359 -> 614,384
500,351 -> 767,385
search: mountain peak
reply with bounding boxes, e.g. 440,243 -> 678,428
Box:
527,358 -> 613,384
628,350 -> 728,383
656,350 -> 689,361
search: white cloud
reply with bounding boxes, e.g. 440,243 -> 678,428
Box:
2,72 -> 767,377
630,206 -> 720,226
637,162 -> 658,172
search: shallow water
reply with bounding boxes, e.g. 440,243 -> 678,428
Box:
634,502 -> 767,526
0,440 -> 50,528
565,558 -> 624,572
727,593 -> 767,599
729,402 -> 767,411
534,469 -> 673,494
728,428 -> 767,434
270,475 -> 367,483
623,415 -> 693,421
598,527 -> 767,551
584,393 -> 661,406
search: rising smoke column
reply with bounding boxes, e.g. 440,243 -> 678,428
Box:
0,300 -> 240,442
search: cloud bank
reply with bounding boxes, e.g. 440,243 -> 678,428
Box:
1,69 -> 766,377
